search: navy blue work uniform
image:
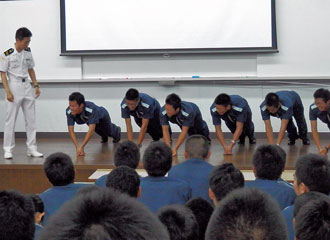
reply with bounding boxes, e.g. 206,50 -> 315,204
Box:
309,103 -> 330,129
260,91 -> 308,141
210,95 -> 255,143
66,101 -> 121,142
121,93 -> 163,141
282,205 -> 294,240
160,101 -> 210,141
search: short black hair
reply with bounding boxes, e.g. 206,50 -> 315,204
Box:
295,153 -> 330,195
205,188 -> 288,240
214,93 -> 231,106
293,191 -> 329,218
252,144 -> 286,180
265,92 -> 280,108
185,134 -> 210,159
76,185 -> 101,197
0,190 -> 35,240
15,27 -> 32,40
106,166 -> 140,198
295,198 -> 330,240
185,197 -> 214,240
313,88 -> 330,102
209,163 -> 244,202
29,194 -> 44,213
39,188 -> 170,240
143,142 -> 172,177
114,140 -> 140,169
158,204 -> 199,240
69,92 -> 85,106
44,152 -> 75,186
125,88 -> 140,101
165,93 -> 181,110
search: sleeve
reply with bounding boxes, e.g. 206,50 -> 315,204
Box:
87,109 -> 100,125
210,107 -> 222,125
0,54 -> 9,72
309,105 -> 318,121
182,112 -> 195,127
121,105 -> 131,119
236,109 -> 248,123
66,110 -> 75,126
281,107 -> 293,120
260,104 -> 270,121
27,53 -> 35,69
159,108 -> 169,126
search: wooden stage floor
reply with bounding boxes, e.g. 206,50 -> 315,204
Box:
0,136 -> 326,194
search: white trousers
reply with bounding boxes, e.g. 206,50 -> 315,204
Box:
3,81 -> 37,153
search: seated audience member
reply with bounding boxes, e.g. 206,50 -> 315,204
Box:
158,204 -> 199,240
205,188 -> 289,240
30,194 -> 45,240
168,135 -> 214,201
95,140 -> 140,187
40,152 -> 87,225
185,197 -> 214,240
245,144 -> 296,209
139,142 -> 191,212
39,188 -> 170,240
106,165 -> 141,198
282,153 -> 330,240
295,198 -> 330,240
0,190 -> 35,240
208,163 -> 244,206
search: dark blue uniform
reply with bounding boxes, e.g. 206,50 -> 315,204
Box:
66,101 -> 121,142
160,101 -> 210,140
121,93 -> 163,141
260,91 -> 308,141
210,95 -> 255,142
282,205 -> 294,240
309,103 -> 330,129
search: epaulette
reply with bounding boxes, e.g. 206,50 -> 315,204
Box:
311,104 -> 317,110
121,103 -> 127,109
212,107 -> 217,113
24,47 -> 31,52
232,106 -> 243,112
85,107 -> 93,113
141,102 -> 150,108
4,48 -> 14,56
181,110 -> 189,117
281,105 -> 289,111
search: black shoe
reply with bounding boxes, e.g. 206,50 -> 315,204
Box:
238,139 -> 245,145
113,127 -> 121,143
302,139 -> 310,145
249,136 -> 256,144
101,137 -> 108,143
288,139 -> 296,145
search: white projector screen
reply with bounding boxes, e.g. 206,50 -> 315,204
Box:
60,0 -> 277,55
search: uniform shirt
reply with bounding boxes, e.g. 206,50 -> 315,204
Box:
210,95 -> 251,126
309,103 -> 330,129
121,93 -> 161,120
94,174 -> 108,187
168,158 -> 214,202
260,91 -> 301,120
40,183 -> 86,225
66,101 -> 108,126
139,176 -> 192,213
245,178 -> 296,210
282,205 -> 294,240
160,101 -> 208,132
0,47 -> 35,80
34,223 -> 43,240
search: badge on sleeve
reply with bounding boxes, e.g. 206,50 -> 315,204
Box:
4,48 -> 14,56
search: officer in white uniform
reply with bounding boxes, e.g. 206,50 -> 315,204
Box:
0,27 -> 43,159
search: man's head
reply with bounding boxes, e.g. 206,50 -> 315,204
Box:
252,144 -> 286,180
294,153 -> 330,196
158,204 -> 199,240
125,88 -> 140,111
313,88 -> 330,112
143,142 -> 172,177
0,190 -> 35,240
209,163 -> 244,206
39,188 -> 170,240
44,152 -> 75,186
15,27 -> 32,50
205,188 -> 288,240
29,194 -> 45,224
184,135 -> 210,160
69,92 -> 85,115
165,93 -> 181,117
114,140 -> 140,169
214,93 -> 232,115
106,166 -> 141,198
265,92 -> 281,114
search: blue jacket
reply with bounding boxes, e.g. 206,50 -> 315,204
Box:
282,205 -> 294,240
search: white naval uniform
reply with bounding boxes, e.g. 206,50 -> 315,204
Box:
0,47 -> 38,153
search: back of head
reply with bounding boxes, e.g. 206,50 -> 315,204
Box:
214,93 -> 231,106
185,134 -> 210,159
209,163 -> 244,202
293,191 -> 329,218
313,88 -> 330,102
206,188 -> 288,240
165,93 -> 181,110
44,152 -> 75,186
114,140 -> 140,169
30,194 -> 45,214
143,141 -> 172,177
125,88 -> 140,101
158,204 -> 199,240
0,190 -> 35,240
69,92 -> 85,105
16,27 -> 32,40
106,166 -> 140,197
39,188 -> 170,240
185,197 -> 214,240
295,153 -> 330,194
265,92 -> 280,108
252,144 -> 286,180
295,198 -> 330,240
